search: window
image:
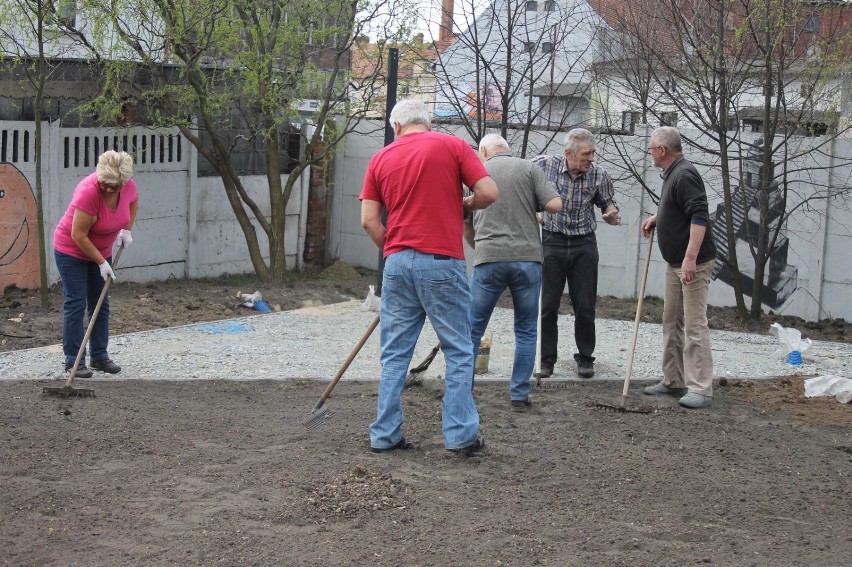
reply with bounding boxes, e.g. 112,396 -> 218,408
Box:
49,1 -> 78,28
804,15 -> 819,33
526,1 -> 538,11
543,1 -> 556,11
664,78 -> 678,94
622,111 -> 642,134
523,42 -> 536,54
541,42 -> 553,54
660,112 -> 678,127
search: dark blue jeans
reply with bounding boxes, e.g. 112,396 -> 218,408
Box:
54,250 -> 112,366
540,231 -> 599,367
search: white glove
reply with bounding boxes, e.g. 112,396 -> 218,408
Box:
116,229 -> 133,249
98,261 -> 117,282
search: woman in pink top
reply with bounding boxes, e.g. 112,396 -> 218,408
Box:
53,150 -> 139,377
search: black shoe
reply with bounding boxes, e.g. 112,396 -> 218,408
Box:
577,359 -> 594,378
535,363 -> 553,378
65,364 -> 93,378
511,398 -> 532,412
449,437 -> 485,456
91,359 -> 121,374
371,437 -> 415,453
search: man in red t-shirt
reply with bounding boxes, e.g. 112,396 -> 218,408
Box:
360,98 -> 498,455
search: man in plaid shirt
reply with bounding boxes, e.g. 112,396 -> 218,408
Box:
532,128 -> 621,379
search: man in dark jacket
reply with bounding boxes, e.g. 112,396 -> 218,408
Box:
640,126 -> 717,409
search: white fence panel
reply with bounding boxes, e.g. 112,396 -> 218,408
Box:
1,121 -> 308,287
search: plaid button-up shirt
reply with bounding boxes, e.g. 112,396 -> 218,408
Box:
531,154 -> 618,237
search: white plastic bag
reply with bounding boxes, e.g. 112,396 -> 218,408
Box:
803,375 -> 852,404
769,322 -> 813,362
239,291 -> 271,312
240,291 -> 262,307
362,285 -> 381,311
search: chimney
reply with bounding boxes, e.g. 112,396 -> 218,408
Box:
440,0 -> 455,44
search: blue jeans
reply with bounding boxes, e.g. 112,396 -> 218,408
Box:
470,261 -> 541,401
370,249 -> 479,450
540,231 -> 599,366
54,250 -> 112,366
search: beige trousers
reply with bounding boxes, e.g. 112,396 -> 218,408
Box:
662,259 -> 715,396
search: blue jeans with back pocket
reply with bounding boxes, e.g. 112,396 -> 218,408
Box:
369,249 -> 480,450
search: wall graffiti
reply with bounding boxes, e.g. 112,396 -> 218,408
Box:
0,163 -> 40,294
710,148 -> 798,309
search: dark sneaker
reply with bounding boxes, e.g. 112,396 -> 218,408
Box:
643,382 -> 688,396
577,360 -> 594,378
91,359 -> 121,374
449,437 -> 486,456
65,364 -> 93,378
511,398 -> 532,412
371,437 -> 415,453
535,363 -> 553,378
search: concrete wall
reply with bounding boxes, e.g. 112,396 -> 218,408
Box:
0,121 -> 307,288
334,120 -> 852,322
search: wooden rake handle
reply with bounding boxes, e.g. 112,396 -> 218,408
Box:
312,313 -> 380,412
65,245 -> 124,388
620,229 -> 654,408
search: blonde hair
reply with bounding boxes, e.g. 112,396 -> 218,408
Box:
96,150 -> 134,186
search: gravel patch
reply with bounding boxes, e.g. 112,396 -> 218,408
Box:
2,300 -> 850,383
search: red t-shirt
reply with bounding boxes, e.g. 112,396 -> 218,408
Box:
53,172 -> 139,261
359,131 -> 488,259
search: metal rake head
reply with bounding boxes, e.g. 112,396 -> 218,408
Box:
42,386 -> 96,398
303,407 -> 337,430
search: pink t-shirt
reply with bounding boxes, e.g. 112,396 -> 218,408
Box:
359,131 -> 489,259
53,172 -> 139,261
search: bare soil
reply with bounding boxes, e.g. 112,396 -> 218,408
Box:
1,261 -> 850,565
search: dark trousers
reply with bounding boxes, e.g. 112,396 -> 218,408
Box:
54,250 -> 112,366
540,230 -> 599,366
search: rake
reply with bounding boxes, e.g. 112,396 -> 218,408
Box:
595,229 -> 655,413
303,313 -> 380,430
43,245 -> 124,399
404,343 -> 441,387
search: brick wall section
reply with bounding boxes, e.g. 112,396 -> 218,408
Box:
303,142 -> 333,266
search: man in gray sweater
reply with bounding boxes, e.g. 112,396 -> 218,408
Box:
641,126 -> 717,409
465,134 -> 561,411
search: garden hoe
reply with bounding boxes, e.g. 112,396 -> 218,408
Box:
595,229 -> 655,414
303,313 -> 380,430
43,245 -> 124,399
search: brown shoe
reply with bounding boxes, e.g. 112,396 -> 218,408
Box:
91,359 -> 121,374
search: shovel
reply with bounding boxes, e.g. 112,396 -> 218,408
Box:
43,245 -> 124,399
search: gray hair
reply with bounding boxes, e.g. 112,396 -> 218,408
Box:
389,98 -> 431,130
478,133 -> 510,154
564,128 -> 596,155
96,150 -> 134,186
651,126 -> 683,153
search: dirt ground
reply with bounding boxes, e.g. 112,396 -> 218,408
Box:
1,261 -> 850,565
